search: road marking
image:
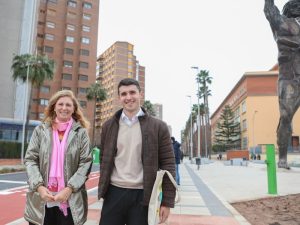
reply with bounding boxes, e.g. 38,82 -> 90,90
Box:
0,180 -> 27,184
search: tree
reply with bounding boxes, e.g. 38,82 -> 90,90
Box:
142,100 -> 156,116
12,54 -> 55,87
11,53 -> 55,163
86,82 -> 107,146
214,105 -> 241,151
196,70 -> 213,157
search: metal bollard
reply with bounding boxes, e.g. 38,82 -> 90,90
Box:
265,144 -> 277,195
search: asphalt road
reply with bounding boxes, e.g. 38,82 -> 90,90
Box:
0,164 -> 100,190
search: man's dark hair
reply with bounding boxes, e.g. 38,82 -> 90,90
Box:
171,136 -> 175,142
118,78 -> 141,94
282,0 -> 300,18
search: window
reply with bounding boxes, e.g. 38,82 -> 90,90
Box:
66,36 -> 74,43
83,2 -> 92,9
82,25 -> 90,32
39,113 -> 45,119
242,101 -> 246,113
79,62 -> 89,68
78,87 -> 87,94
67,1 -> 76,7
67,24 -> 75,31
40,99 -> 49,106
37,33 -> 44,38
38,21 -> 45,25
78,74 -> 88,81
242,137 -> 248,150
62,87 -> 71,90
47,9 -> 56,16
48,0 -> 57,3
40,86 -> 50,93
80,49 -> 89,56
45,33 -> 54,40
79,101 -> 87,108
62,73 -> 72,80
44,46 -> 54,53
242,119 -> 247,131
46,21 -> 55,28
83,13 -> 91,20
81,37 -> 90,44
64,61 -> 73,68
64,48 -> 74,55
67,11 -> 76,19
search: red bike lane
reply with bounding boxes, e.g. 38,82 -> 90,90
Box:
0,172 -> 100,225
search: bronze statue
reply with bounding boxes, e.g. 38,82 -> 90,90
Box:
264,0 -> 300,168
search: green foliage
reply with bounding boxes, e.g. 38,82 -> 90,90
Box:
214,105 -> 241,150
142,100 -> 156,116
0,141 -> 28,158
212,144 -> 227,153
11,54 -> 55,87
86,83 -> 107,102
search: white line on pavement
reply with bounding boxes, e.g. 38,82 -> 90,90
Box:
0,180 -> 27,184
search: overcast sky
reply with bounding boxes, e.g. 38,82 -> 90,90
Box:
97,0 -> 286,141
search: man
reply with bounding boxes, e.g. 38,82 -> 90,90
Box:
264,0 -> 300,168
171,137 -> 181,185
98,78 -> 176,225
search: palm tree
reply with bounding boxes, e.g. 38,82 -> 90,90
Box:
86,82 -> 107,146
12,54 -> 55,87
11,53 -> 55,163
196,70 -> 212,157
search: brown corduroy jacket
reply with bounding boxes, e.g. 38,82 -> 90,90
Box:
98,108 -> 176,207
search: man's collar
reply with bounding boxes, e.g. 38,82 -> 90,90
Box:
121,108 -> 144,121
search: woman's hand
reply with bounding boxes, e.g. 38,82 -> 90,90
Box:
37,186 -> 55,202
54,187 -> 73,203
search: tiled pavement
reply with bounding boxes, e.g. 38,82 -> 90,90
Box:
6,157 -> 300,225
7,160 -> 248,225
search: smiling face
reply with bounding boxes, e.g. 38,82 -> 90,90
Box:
54,96 -> 74,122
118,84 -> 142,117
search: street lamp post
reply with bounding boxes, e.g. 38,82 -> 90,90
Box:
187,95 -> 193,161
191,66 -> 201,158
21,62 -> 30,164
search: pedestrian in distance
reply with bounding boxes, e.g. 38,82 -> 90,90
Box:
24,90 -> 92,225
171,136 -> 181,185
98,78 -> 176,225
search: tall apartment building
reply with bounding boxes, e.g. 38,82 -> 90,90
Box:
31,0 -> 99,130
210,67 -> 300,152
0,0 -> 39,120
95,42 -> 145,143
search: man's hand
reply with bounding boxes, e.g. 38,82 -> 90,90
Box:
54,187 -> 73,203
37,186 -> 55,202
159,206 -> 170,224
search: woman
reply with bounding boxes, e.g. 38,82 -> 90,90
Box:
24,90 -> 92,225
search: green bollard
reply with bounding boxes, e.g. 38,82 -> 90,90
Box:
265,144 -> 277,195
92,147 -> 100,164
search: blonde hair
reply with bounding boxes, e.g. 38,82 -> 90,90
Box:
43,90 -> 90,129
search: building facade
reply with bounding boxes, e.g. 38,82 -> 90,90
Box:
153,103 -> 163,120
211,69 -> 300,152
30,0 -> 99,134
0,0 -> 39,120
95,42 -> 145,143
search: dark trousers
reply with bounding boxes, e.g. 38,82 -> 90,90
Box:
29,206 -> 74,225
99,185 -> 148,225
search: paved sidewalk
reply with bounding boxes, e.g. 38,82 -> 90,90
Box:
6,157 -> 300,225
